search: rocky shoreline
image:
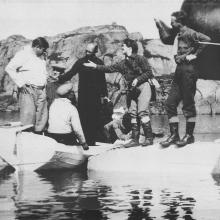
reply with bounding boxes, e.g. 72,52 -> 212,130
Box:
1,24 -> 220,115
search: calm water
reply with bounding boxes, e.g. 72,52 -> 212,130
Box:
1,112 -> 220,219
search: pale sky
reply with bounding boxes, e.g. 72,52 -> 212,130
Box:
0,0 -> 183,40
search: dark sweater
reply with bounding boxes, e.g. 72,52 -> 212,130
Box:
96,53 -> 153,87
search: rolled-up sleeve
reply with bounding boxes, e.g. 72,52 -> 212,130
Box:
192,31 -> 211,57
136,56 -> 154,85
5,49 -> 27,88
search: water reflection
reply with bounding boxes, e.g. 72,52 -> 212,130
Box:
1,112 -> 220,219
0,169 -> 220,219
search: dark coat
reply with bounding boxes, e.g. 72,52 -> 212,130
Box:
59,55 -> 107,145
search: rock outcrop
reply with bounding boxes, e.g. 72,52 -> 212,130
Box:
0,24 -> 220,114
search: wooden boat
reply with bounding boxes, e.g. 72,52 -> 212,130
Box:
0,123 -> 116,172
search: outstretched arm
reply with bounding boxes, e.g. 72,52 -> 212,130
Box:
84,60 -> 125,74
58,60 -> 81,84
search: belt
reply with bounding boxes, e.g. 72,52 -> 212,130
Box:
25,84 -> 45,90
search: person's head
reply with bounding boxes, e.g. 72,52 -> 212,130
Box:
32,37 -> 49,57
171,11 -> 187,30
103,53 -> 114,66
56,83 -> 76,104
85,43 -> 98,58
122,38 -> 138,56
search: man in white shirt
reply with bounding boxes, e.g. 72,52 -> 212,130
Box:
47,83 -> 89,150
5,37 -> 49,133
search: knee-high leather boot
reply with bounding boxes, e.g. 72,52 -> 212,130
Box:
141,121 -> 154,146
176,122 -> 195,147
123,123 -> 139,148
160,122 -> 180,148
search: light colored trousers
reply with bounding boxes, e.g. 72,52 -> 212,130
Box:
19,85 -> 48,132
129,82 -> 151,120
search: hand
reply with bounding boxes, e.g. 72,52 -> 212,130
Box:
131,78 -> 138,87
154,18 -> 159,24
151,78 -> 160,89
83,60 -> 97,68
186,54 -> 197,61
82,142 -> 89,151
12,85 -> 19,100
174,54 -> 186,64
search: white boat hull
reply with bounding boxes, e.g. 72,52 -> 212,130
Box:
0,126 -> 87,172
88,141 -> 220,176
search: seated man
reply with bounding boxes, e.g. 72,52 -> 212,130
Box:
47,83 -> 89,150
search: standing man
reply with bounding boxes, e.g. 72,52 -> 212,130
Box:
5,37 -> 49,134
155,11 -> 211,147
84,38 -> 155,147
58,43 -> 108,146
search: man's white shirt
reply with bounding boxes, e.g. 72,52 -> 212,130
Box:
5,45 -> 48,87
48,98 -> 84,135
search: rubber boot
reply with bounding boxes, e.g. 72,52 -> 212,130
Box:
141,121 -> 154,146
160,122 -> 180,148
176,122 -> 195,147
123,123 -> 139,148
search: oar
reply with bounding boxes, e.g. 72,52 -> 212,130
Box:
197,41 -> 220,46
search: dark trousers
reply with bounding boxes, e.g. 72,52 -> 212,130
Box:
46,132 -> 78,145
165,63 -> 198,119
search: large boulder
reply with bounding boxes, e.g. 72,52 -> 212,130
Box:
195,79 -> 220,115
143,39 -> 175,76
0,35 -> 30,95
181,0 -> 220,80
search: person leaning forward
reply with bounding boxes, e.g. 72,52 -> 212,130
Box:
46,83 -> 89,150
84,38 -> 156,147
5,37 -> 49,134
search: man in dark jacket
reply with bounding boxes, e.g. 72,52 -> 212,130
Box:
84,38 -> 155,147
155,11 -> 211,147
58,43 -> 108,146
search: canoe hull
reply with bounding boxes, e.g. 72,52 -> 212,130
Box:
0,127 -> 87,172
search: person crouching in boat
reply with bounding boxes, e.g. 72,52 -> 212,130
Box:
46,83 -> 89,150
103,108 -> 164,144
103,109 -> 132,143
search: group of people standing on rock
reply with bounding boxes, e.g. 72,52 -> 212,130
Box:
5,10 -> 211,149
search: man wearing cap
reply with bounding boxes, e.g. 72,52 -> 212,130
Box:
5,37 -> 49,133
47,83 -> 89,150
58,43 -> 108,146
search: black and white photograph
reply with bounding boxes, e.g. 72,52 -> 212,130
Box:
1,0 -> 220,219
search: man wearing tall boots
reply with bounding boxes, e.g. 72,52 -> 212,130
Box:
84,38 -> 157,147
155,11 -> 211,147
